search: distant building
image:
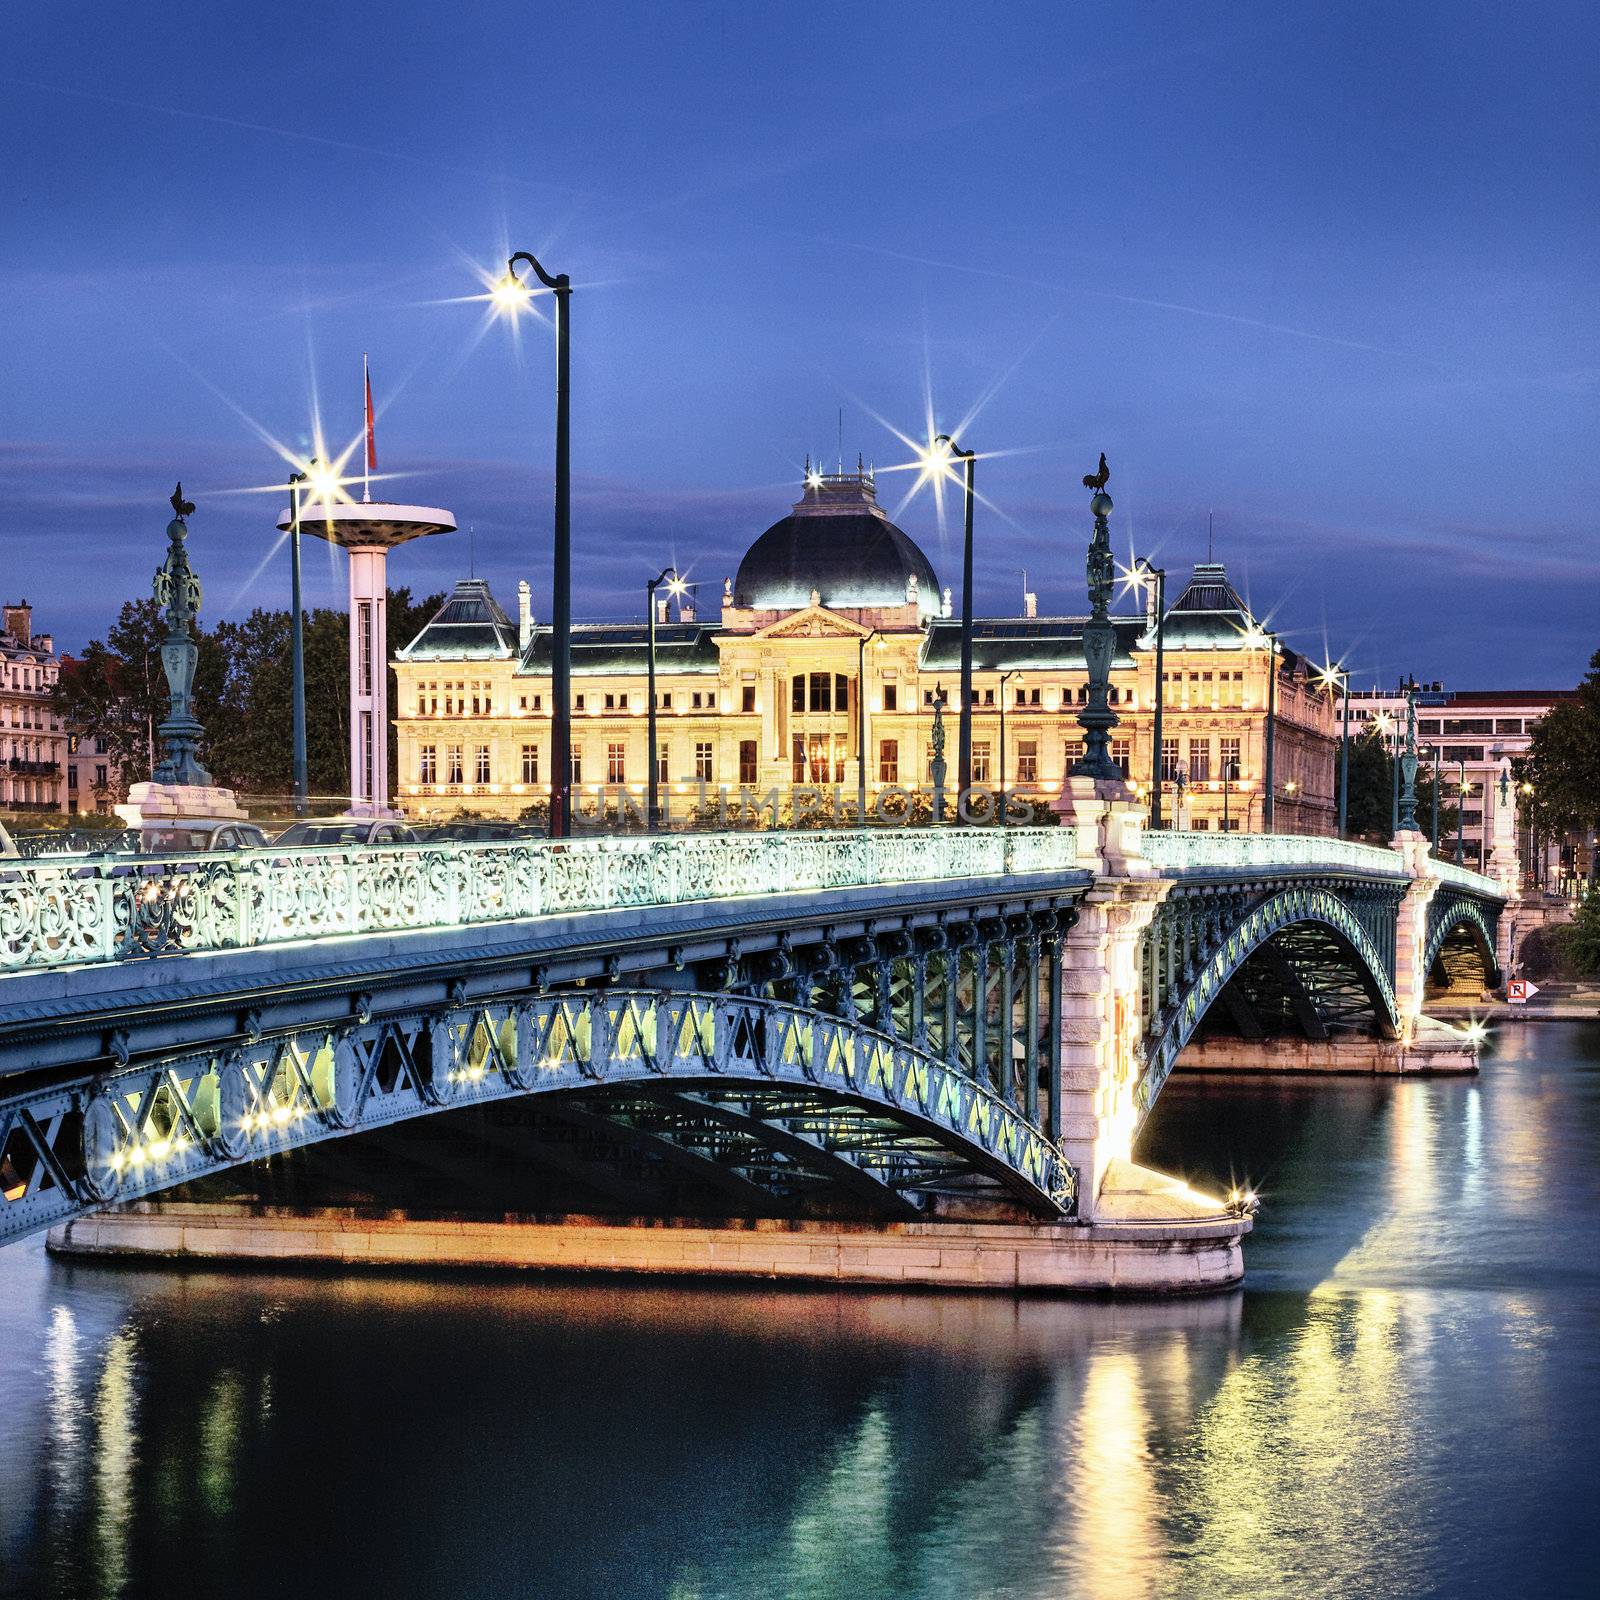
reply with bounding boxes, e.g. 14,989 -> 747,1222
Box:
1346,684 -> 1575,886
0,602 -> 67,815
392,469 -> 1338,832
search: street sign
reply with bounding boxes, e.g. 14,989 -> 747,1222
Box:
1507,980 -> 1539,1004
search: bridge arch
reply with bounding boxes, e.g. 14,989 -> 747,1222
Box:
1135,883 -> 1400,1118
1423,898 -> 1499,999
0,990 -> 1076,1248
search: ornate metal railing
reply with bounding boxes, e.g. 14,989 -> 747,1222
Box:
1426,858 -> 1503,898
0,988 -> 1076,1244
13,828 -> 139,859
1141,830 -> 1409,877
0,827 -> 1084,975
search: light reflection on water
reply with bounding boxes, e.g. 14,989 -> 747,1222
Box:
1,1020 -> 1598,1600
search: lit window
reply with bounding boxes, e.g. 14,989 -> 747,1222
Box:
695,741 -> 714,781
973,742 -> 991,783
446,745 -> 463,784
607,742 -> 626,783
474,746 -> 491,784
883,684 -> 897,712
521,744 -> 539,783
1017,740 -> 1037,783
742,685 -> 756,713
419,745 -> 437,783
739,739 -> 758,784
879,739 -> 899,783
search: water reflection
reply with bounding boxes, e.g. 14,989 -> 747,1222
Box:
1,1022 -> 1597,1599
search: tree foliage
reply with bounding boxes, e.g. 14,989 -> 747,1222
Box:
52,588 -> 442,802
1342,725 -> 1456,845
1511,648 -> 1600,838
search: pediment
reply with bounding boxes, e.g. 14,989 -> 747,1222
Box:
752,606 -> 868,641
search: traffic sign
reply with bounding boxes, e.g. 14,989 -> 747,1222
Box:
1507,980 -> 1539,1004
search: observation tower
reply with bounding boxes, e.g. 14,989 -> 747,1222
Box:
275,500 -> 455,816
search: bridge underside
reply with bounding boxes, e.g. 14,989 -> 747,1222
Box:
1425,922 -> 1498,1002
0,989 -> 1075,1247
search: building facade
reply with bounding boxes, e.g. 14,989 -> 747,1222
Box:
393,471 -> 1338,832
1,602 -> 67,815
1346,684 -> 1575,889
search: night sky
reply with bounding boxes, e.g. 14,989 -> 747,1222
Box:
3,1 -> 1594,689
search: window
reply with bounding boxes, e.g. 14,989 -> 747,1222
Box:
1220,737 -> 1241,780
1064,738 -> 1084,770
1495,718 -> 1523,736
883,684 -> 898,712
793,676 -> 806,713
1112,739 -> 1130,778
419,745 -> 437,783
618,693 -> 629,711
695,741 -> 714,781
739,739 -> 758,785
972,742 -> 991,783
1017,740 -> 1038,783
660,692 -> 671,710
1016,686 -> 1027,707
741,685 -> 756,713
1443,718 -> 1493,736
1161,737 -> 1180,782
570,747 -> 582,784
474,746 -> 491,784
834,676 -> 845,712
604,693 -> 616,711
521,744 -> 539,784
691,692 -> 703,710
446,745 -> 463,784
416,692 -> 427,715
607,742 -> 626,783
1221,817 -> 1240,832
657,743 -> 668,785
983,688 -> 994,706
706,691 -> 716,710
1188,739 -> 1211,784
808,672 -> 830,712
879,739 -> 899,783
94,763 -> 108,788
1077,684 -> 1089,705
1192,817 -> 1211,831
792,734 -> 806,782
1444,745 -> 1485,763
575,693 -> 586,712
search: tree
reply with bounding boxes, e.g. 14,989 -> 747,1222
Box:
53,588 -> 443,804
1343,724 -> 1456,846
1512,648 -> 1600,841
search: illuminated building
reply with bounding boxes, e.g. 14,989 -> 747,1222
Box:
394,467 -> 1337,831
0,601 -> 67,815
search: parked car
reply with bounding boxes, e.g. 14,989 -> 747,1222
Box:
271,819 -> 418,848
140,819 -> 270,853
414,821 -> 531,843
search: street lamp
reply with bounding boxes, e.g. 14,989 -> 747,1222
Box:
932,433 -> 977,810
998,668 -> 1019,826
1137,560 -> 1168,829
496,250 -> 573,839
1263,631 -> 1279,831
646,568 -> 686,830
287,469 -> 309,817
1456,760 -> 1470,865
1319,663 -> 1351,838
856,628 -> 882,825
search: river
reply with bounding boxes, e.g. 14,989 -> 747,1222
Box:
3,1018 -> 1597,1600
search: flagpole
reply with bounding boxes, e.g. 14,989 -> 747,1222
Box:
362,352 -> 372,503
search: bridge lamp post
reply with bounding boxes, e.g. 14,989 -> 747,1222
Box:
1223,757 -> 1240,832
929,434 -> 977,811
1318,663 -> 1350,838
646,568 -> 686,830
287,468 -> 309,817
998,668 -> 1019,825
1456,760 -> 1470,865
856,628 -> 882,825
1136,559 -> 1167,828
493,250 -> 573,839
1431,745 -> 1442,854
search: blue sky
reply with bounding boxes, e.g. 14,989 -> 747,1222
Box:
3,0 -> 1594,688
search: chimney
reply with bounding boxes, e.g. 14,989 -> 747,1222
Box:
679,599 -> 695,622
36,633 -> 53,658
1023,591 -> 1038,620
941,587 -> 953,619
656,599 -> 669,624
3,601 -> 31,646
517,580 -> 533,651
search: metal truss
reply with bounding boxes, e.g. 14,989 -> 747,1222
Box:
1135,881 -> 1401,1120
1423,888 -> 1500,989
0,989 -> 1076,1246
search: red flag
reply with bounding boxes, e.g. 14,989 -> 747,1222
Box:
364,356 -> 377,472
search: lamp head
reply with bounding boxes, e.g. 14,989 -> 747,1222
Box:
492,271 -> 531,313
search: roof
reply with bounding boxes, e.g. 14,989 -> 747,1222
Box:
733,471 -> 940,618
518,622 -> 720,678
920,617 -> 1145,673
1160,561 -> 1262,650
399,579 -> 518,661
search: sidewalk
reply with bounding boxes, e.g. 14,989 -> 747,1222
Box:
1432,982 -> 1600,1022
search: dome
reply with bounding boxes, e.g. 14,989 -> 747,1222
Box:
733,470 -> 940,619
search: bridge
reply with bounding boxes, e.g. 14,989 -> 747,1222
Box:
0,807 -> 1504,1286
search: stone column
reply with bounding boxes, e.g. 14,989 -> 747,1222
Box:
1389,830 -> 1440,1035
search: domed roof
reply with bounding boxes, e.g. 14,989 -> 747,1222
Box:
733,470 -> 940,618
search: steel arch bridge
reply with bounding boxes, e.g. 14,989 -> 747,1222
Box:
1134,875 -> 1407,1117
0,989 -> 1076,1247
